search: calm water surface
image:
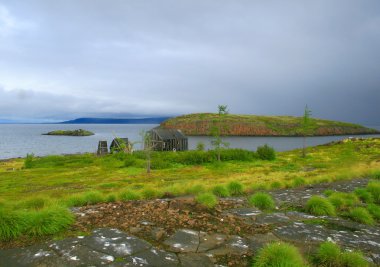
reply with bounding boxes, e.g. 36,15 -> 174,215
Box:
0,124 -> 379,159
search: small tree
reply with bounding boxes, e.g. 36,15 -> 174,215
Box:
139,130 -> 155,174
211,105 -> 229,161
301,105 -> 314,157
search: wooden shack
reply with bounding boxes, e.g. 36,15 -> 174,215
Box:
97,141 -> 108,155
110,138 -> 129,152
149,128 -> 188,151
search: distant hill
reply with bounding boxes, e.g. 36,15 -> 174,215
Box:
160,113 -> 380,136
61,117 -> 170,124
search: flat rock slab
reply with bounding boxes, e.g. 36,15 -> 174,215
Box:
253,212 -> 290,225
224,207 -> 261,217
163,229 -> 200,253
179,253 -> 214,267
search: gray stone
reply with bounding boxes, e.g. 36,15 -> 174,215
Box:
121,247 -> 179,267
224,207 -> 261,217
82,228 -> 151,257
198,232 -> 227,252
179,253 -> 214,267
246,233 -> 280,253
207,235 -> 250,256
254,212 -> 290,225
163,229 -> 200,253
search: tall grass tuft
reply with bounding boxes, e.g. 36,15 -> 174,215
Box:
252,242 -> 306,267
315,241 -> 341,266
119,190 -> 141,201
0,208 -> 27,241
248,192 -> 275,211
18,197 -> 51,210
305,196 -> 336,216
82,191 -> 104,205
212,185 -> 230,197
341,251 -> 369,267
354,188 -> 374,204
24,205 -> 74,237
367,204 -> 380,220
328,192 -> 360,211
348,207 -> 374,225
227,181 -> 244,196
195,193 -> 218,209
366,181 -> 380,204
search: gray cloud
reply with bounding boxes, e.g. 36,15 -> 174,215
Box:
0,0 -> 379,124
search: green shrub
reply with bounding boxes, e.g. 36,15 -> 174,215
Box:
252,242 -> 306,267
212,185 -> 230,197
196,142 -> 205,151
315,241 -> 341,266
292,177 -> 306,187
177,151 -> 213,165
323,189 -> 335,197
248,192 -> 275,211
366,181 -> 380,203
0,208 -> 27,241
348,207 -> 374,225
305,196 -> 336,216
354,188 -> 374,204
270,181 -> 282,189
119,190 -> 141,201
150,158 -> 171,169
82,191 -> 104,205
328,192 -> 360,211
65,195 -> 86,207
369,170 -> 380,180
219,149 -> 256,161
195,193 -> 218,208
24,205 -> 74,237
341,251 -> 368,267
227,181 -> 244,196
256,144 -> 276,160
367,204 -> 380,220
24,153 -> 35,169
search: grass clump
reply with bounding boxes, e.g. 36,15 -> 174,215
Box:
141,188 -> 161,199
341,251 -> 369,267
227,181 -> 244,196
348,207 -> 374,225
328,192 -> 359,211
314,241 -> 368,267
292,177 -> 306,187
252,242 -> 306,267
323,189 -> 335,197
18,197 -> 51,210
119,190 -> 141,201
354,188 -> 373,204
186,184 -> 206,195
367,203 -> 380,220
24,153 -> 35,169
248,192 -> 275,211
105,194 -> 117,203
24,205 -> 74,237
82,191 -> 104,205
212,185 -> 230,197
366,181 -> 380,204
0,208 -> 27,241
270,181 -> 282,189
195,193 -> 218,208
305,196 -> 336,216
315,241 -> 341,266
369,170 -> 380,180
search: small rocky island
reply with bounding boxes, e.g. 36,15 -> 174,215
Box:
43,129 -> 94,136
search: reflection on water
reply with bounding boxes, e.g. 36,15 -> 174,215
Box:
0,124 -> 379,159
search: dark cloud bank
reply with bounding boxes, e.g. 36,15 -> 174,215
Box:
0,0 -> 379,124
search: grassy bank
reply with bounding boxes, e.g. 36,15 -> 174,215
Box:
0,138 -> 379,241
160,113 -> 379,136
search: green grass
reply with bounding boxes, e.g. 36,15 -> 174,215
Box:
248,192 -> 275,211
366,181 -> 380,204
305,196 -> 336,216
367,204 -> 380,220
195,193 -> 218,208
227,181 -> 244,196
212,185 -> 230,197
348,207 -> 374,225
328,192 -> 360,211
314,241 -> 368,267
315,241 -> 341,266
354,188 -> 374,203
252,242 -> 306,267
0,208 -> 27,241
0,138 -> 380,242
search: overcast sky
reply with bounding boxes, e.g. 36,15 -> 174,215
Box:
0,1 -> 379,124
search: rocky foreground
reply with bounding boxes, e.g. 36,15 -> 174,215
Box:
1,178 -> 379,266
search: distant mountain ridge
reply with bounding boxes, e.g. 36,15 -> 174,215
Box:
61,117 -> 171,124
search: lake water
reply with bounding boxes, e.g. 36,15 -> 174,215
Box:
0,124 -> 379,159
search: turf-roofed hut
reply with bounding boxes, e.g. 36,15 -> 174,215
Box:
149,127 -> 188,151
110,138 -> 129,152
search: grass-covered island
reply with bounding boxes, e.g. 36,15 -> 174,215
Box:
0,138 -> 380,266
161,113 -> 379,136
43,129 -> 94,136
